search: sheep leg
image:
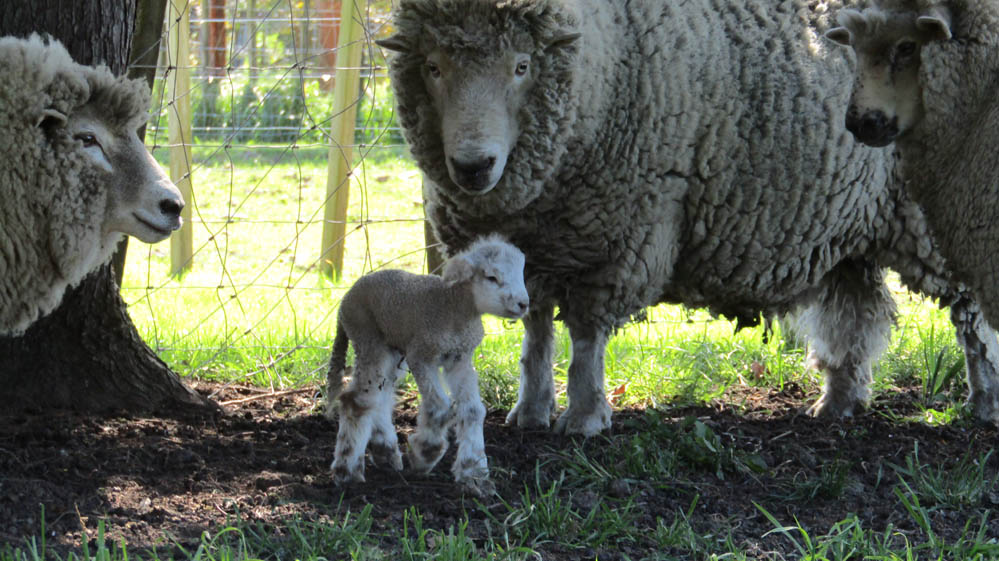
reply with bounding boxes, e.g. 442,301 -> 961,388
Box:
876,202 -> 999,424
443,355 -> 494,497
407,362 -> 451,474
803,259 -> 895,418
553,320 -> 612,436
367,355 -> 405,471
506,303 -> 556,429
330,345 -> 394,484
949,296 -> 999,424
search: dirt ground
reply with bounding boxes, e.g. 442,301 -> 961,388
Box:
1,381 -> 996,559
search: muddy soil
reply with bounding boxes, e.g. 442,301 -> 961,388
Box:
0,381 -> 996,559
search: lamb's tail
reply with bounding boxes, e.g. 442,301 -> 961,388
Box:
324,321 -> 350,420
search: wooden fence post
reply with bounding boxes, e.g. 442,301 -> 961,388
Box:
319,0 -> 367,281
167,0 -> 194,276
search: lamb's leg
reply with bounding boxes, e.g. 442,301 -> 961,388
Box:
443,355 -> 494,497
506,303 -> 556,429
803,259 -> 895,418
407,362 -> 451,474
330,345 -> 393,484
949,296 -> 999,424
367,353 -> 405,471
553,320 -> 612,436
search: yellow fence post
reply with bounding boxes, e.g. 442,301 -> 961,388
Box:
167,0 -> 194,276
320,0 -> 368,281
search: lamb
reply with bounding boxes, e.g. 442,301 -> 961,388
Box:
0,34 -> 184,335
325,234 -> 529,496
825,0 -> 999,333
376,0 -> 999,435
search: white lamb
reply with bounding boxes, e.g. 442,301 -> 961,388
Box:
325,234 -> 529,496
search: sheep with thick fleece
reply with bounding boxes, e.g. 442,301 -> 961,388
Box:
377,0 -> 999,435
0,34 -> 184,335
326,234 -> 528,496
826,0 -> 999,333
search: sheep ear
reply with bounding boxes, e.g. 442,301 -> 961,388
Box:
546,31 -> 581,51
442,254 -> 475,285
36,108 -> 67,129
835,9 -> 868,34
825,27 -> 853,46
376,35 -> 409,53
917,6 -> 952,41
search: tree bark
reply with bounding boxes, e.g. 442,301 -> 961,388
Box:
0,0 -> 217,416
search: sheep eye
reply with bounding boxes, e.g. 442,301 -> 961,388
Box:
426,61 -> 441,79
515,60 -> 530,77
485,274 -> 500,284
895,40 -> 917,59
75,133 -> 99,148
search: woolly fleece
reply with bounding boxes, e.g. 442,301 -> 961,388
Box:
387,0 -> 940,329
0,35 -> 150,335
881,0 -> 999,328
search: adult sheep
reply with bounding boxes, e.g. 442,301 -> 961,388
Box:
378,0 -> 999,435
825,0 -> 999,330
0,34 -> 184,335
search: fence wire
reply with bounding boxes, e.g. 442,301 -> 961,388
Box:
122,0 -> 430,388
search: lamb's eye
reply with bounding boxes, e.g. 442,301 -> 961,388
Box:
75,133 -> 99,148
486,274 -> 500,284
895,40 -> 917,59
515,59 -> 530,77
426,61 -> 441,79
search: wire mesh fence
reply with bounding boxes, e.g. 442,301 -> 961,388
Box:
118,0 -> 948,401
122,0 -> 431,389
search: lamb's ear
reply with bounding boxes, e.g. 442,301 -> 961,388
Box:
825,26 -> 853,46
917,6 -> 952,41
36,107 -> 67,129
546,31 -> 581,51
376,35 -> 410,53
442,254 -> 476,285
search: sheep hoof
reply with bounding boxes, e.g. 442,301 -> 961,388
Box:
371,444 -> 404,471
406,442 -> 446,474
504,400 -> 554,429
458,476 -> 496,498
805,394 -> 862,418
552,402 -> 612,436
331,463 -> 365,486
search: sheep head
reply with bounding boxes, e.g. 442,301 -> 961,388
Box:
0,34 -> 184,334
442,234 -> 529,319
377,0 -> 580,213
826,2 -> 952,146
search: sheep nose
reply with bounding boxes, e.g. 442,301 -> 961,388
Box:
449,156 -> 496,191
514,300 -> 529,315
845,109 -> 898,147
159,197 -> 184,218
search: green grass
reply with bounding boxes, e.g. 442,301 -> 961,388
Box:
17,149 -> 989,560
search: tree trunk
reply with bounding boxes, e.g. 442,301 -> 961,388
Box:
0,0 -> 217,416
